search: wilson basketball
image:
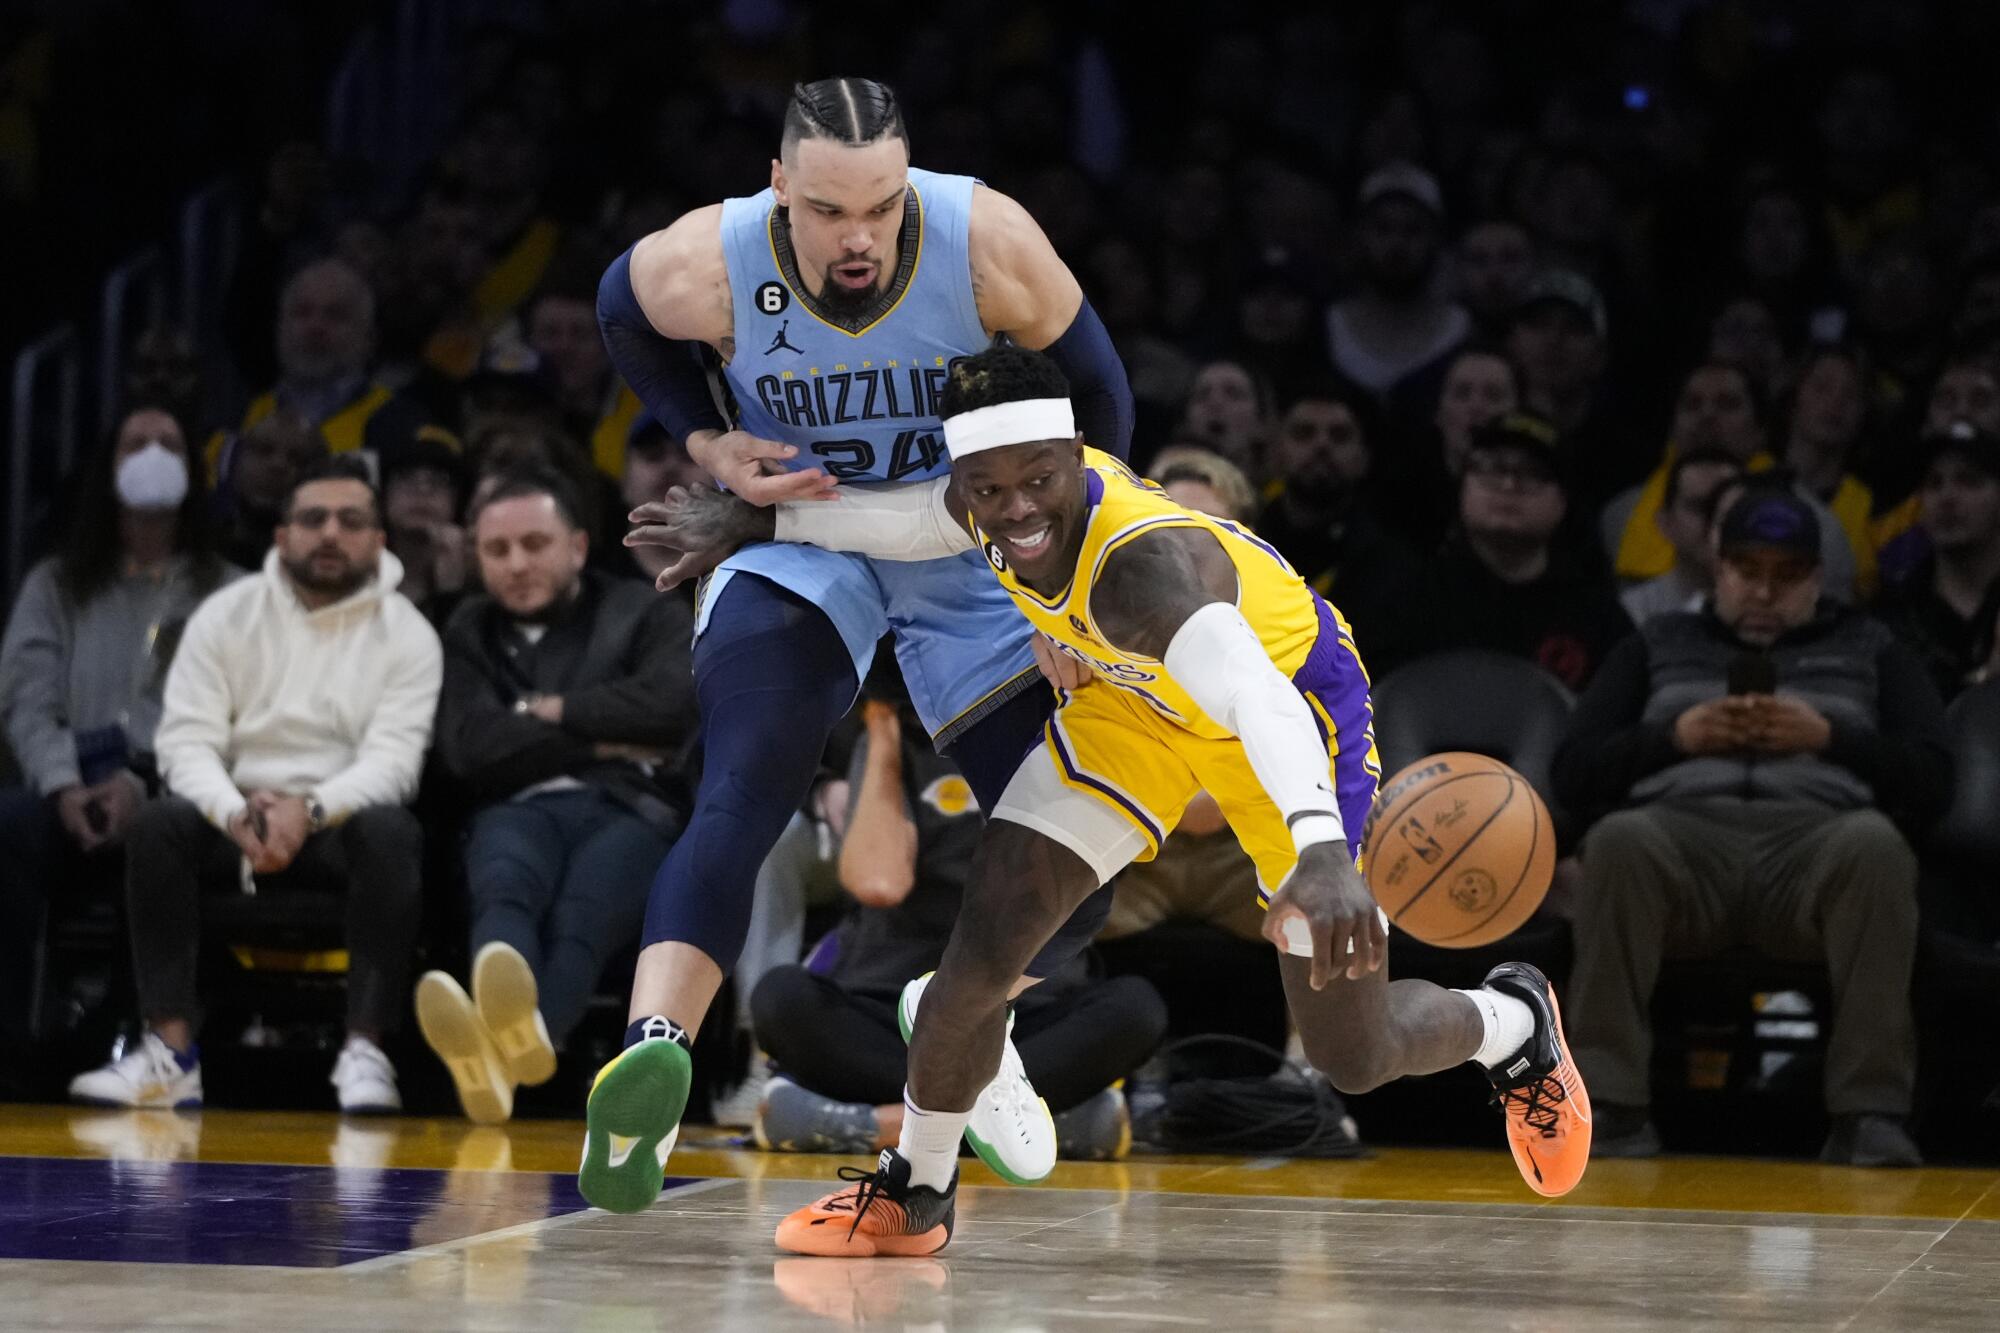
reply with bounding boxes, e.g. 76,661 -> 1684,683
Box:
1362,752 -> 1554,949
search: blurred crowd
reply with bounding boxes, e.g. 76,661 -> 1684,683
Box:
2,1 -> 1997,1159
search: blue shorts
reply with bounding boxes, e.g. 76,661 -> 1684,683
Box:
698,542 -> 1039,746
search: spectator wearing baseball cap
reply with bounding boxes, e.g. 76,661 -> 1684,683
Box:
1394,412 -> 1633,689
1604,360 -> 1861,601
1554,478 -> 1951,1166
1504,267 -> 1635,506
1324,161 -> 1471,401
1874,426 -> 2000,697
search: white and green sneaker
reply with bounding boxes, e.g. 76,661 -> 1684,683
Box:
578,1023 -> 690,1213
898,973 -> 1055,1184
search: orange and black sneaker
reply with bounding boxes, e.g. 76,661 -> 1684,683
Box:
1481,961 -> 1592,1197
774,1149 -> 957,1258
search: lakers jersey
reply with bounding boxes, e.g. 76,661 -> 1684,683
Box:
972,448 -> 1365,742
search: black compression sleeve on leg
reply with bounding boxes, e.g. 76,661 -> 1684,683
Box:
597,245 -> 729,440
1041,294 -> 1134,461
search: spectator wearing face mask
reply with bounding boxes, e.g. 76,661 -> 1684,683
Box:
0,405 -> 239,1082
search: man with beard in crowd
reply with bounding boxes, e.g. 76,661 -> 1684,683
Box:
1254,377 -> 1420,661
66,458 -> 441,1115
1325,163 -> 1471,401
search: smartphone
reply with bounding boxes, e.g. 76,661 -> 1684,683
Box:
1726,652 -> 1776,697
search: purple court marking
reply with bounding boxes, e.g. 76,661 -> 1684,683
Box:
0,1155 -> 698,1268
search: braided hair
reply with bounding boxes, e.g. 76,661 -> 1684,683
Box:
939,345 -> 1072,420
781,78 -> 909,155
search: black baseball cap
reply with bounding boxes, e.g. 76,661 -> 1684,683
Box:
1465,411 -> 1565,484
1718,488 -> 1821,562
1514,268 -> 1609,338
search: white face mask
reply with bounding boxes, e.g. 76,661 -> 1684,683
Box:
115,441 -> 190,511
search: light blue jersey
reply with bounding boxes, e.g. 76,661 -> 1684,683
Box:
700,167 -> 1037,743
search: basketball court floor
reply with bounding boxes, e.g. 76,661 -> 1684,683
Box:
2,1103 -> 1996,1330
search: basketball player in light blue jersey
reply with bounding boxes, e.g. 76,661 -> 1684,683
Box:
582,78 -> 1133,1213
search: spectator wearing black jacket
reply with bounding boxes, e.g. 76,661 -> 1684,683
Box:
1553,487 -> 1951,1167
1399,412 -> 1632,688
415,465 -> 695,1124
1874,427 -> 2000,699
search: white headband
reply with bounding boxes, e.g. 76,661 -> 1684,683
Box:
941,398 -> 1075,459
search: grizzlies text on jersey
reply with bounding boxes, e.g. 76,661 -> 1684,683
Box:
705,168 -> 1037,743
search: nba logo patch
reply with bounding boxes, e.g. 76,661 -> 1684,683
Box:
1068,614 -> 1091,638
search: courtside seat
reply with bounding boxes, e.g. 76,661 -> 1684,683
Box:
1366,649 -> 1576,990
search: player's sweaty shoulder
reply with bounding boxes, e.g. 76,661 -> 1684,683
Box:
1090,526 -> 1238,659
631,204 -> 734,351
967,184 -> 1081,349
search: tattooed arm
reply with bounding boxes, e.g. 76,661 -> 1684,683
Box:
1092,527 -> 1383,985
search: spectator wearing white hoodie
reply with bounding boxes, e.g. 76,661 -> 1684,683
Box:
68,457 -> 443,1113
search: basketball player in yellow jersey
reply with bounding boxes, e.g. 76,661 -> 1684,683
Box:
632,346 -> 1592,1255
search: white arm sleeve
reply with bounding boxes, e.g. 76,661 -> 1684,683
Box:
774,478 -> 976,561
1161,601 -> 1344,852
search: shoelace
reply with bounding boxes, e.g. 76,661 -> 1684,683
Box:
1493,1072 -> 1567,1138
831,1163 -> 890,1242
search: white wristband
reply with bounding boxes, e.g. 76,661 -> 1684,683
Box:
774,478 -> 973,561
1289,812 -> 1344,855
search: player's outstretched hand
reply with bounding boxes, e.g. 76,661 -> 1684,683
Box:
627,485 -> 776,590
1262,842 -> 1385,990
689,430 -> 839,506
1030,631 -> 1093,691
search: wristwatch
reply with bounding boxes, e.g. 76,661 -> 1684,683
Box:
306,797 -> 328,832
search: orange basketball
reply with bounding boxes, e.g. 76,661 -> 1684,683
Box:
1362,751 -> 1554,948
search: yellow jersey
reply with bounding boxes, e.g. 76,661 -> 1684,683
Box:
971,447 -> 1357,742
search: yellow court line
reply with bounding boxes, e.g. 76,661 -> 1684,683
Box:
8,1105 -> 1996,1223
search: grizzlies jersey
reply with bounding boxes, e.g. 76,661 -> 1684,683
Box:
718,167 -> 984,484
705,167 -> 1037,743
977,448 -> 1382,894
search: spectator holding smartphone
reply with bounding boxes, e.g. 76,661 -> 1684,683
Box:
0,404 -> 236,1074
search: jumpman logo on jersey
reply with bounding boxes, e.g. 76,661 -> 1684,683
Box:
765,320 -> 802,356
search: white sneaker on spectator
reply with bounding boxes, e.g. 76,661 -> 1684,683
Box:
418,969 -> 514,1125
710,1051 -> 774,1128
472,942 -> 557,1087
332,1035 -> 402,1114
898,973 -> 1056,1184
68,1032 -> 202,1109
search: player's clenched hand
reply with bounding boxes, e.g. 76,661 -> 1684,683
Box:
1262,843 -> 1385,989
627,485 -> 775,590
1030,631 -> 1092,691
686,430 -> 839,506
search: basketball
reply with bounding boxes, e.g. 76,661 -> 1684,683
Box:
1362,752 -> 1554,948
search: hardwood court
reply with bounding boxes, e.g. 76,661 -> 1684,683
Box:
2,1104 -> 1996,1330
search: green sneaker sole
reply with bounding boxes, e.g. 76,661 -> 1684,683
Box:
897,976 -> 1047,1186
579,1040 -> 691,1213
